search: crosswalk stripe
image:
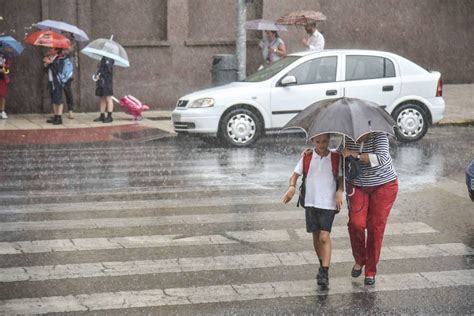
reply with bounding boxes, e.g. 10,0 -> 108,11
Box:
1,269 -> 472,314
0,222 -> 436,255
0,243 -> 471,282
0,196 -> 282,214
0,208 -> 409,232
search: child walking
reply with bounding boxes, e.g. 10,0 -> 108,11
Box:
282,134 -> 343,286
93,56 -> 114,123
0,53 -> 11,119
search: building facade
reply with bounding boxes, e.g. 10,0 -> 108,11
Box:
1,0 -> 473,113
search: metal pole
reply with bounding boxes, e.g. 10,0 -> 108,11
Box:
236,0 -> 247,80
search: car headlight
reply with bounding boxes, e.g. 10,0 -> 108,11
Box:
190,98 -> 215,108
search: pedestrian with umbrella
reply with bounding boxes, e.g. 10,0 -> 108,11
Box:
283,97 -> 399,286
0,36 -> 24,119
245,19 -> 287,65
81,36 -> 129,123
34,20 -> 90,120
25,30 -> 71,125
276,10 -> 326,52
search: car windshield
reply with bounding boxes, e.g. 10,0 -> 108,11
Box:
243,56 -> 301,82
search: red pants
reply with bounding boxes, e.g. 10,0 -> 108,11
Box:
347,179 -> 398,277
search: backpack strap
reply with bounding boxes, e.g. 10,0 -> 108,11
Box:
302,151 -> 313,177
330,151 -> 340,178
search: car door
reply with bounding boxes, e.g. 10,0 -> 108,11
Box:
270,55 -> 342,128
341,54 -> 401,108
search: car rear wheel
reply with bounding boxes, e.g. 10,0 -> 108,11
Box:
219,108 -> 261,147
392,103 -> 429,142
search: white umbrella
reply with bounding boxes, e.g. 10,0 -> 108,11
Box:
35,19 -> 89,42
245,19 -> 287,31
81,36 -> 129,68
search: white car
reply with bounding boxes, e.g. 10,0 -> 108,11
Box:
172,49 -> 445,147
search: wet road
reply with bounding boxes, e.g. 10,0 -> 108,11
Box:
0,125 -> 473,314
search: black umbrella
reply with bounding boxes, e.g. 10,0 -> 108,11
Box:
283,97 -> 396,196
282,97 -> 396,141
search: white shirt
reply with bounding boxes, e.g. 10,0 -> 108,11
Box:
307,30 -> 325,52
294,150 -> 338,210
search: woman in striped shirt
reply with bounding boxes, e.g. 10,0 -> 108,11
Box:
338,132 -> 398,285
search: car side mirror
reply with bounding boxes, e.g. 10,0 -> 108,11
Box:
280,75 -> 297,86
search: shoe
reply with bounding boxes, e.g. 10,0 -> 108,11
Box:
316,267 -> 323,283
351,264 -> 363,278
103,116 -> 113,123
364,276 -> 375,285
1,111 -> 7,119
318,268 -> 329,286
93,114 -> 105,122
46,117 -> 55,123
52,115 -> 62,125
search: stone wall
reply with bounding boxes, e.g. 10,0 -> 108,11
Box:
0,0 -> 472,113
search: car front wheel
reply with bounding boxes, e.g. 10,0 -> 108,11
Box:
392,103 -> 429,142
219,108 -> 261,147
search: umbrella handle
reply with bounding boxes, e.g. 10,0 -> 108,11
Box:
111,96 -> 120,104
92,73 -> 99,81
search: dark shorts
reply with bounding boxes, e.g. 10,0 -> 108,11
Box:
48,82 -> 63,104
305,207 -> 337,233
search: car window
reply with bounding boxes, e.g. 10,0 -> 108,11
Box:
286,56 -> 337,85
243,56 -> 300,82
346,55 -> 396,80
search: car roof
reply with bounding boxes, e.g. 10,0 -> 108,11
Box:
289,49 -> 399,58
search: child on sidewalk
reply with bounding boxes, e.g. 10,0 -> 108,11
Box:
282,133 -> 343,286
43,48 -> 66,125
0,53 -> 11,119
93,56 -> 114,123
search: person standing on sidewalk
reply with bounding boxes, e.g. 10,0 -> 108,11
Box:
43,48 -> 66,125
93,56 -> 114,123
61,32 -> 76,120
0,52 -> 11,119
302,22 -> 325,52
339,132 -> 398,285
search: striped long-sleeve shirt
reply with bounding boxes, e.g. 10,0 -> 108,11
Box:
337,133 -> 397,187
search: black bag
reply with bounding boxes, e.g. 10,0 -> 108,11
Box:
345,156 -> 361,181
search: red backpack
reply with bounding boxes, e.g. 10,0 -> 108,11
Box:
297,151 -> 340,207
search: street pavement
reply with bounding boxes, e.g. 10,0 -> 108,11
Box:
0,125 -> 472,314
0,84 -> 472,145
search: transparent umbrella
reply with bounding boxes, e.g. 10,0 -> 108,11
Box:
81,36 -> 129,68
245,19 -> 287,31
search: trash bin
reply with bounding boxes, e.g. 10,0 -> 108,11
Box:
211,54 -> 238,86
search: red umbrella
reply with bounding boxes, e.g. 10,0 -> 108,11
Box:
24,30 -> 71,48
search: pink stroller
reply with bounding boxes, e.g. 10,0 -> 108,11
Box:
112,95 -> 150,121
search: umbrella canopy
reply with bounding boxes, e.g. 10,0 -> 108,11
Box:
24,30 -> 71,49
276,10 -> 327,25
35,19 -> 89,42
0,36 -> 24,55
81,37 -> 129,68
245,19 -> 287,31
283,97 -> 396,141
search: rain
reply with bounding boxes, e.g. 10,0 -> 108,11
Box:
0,1 -> 473,314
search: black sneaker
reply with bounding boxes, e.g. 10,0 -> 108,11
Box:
317,268 -> 329,286
103,116 -> 113,123
316,267 -> 323,283
94,114 -> 105,122
52,115 -> 62,125
46,117 -> 55,123
351,264 -> 363,278
364,276 -> 375,285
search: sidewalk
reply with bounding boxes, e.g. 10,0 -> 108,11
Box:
0,84 -> 472,144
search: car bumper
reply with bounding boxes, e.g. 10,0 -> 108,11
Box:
427,97 -> 445,123
171,107 -> 222,134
